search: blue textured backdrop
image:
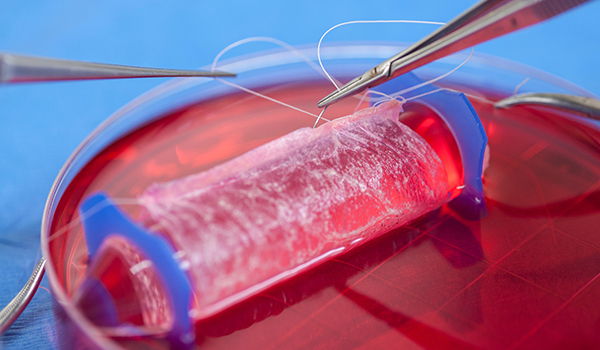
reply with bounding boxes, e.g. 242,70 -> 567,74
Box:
1,1 -> 599,348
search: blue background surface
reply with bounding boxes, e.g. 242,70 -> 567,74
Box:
1,1 -> 599,348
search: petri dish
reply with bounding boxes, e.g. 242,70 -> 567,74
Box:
41,43 -> 600,349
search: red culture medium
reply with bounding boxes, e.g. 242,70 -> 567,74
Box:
48,81 -> 600,349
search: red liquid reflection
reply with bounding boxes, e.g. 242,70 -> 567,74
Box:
48,82 -> 600,349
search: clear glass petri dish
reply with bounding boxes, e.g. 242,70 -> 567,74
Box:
41,43 -> 600,349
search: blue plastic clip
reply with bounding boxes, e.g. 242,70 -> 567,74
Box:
374,73 -> 488,220
80,192 -> 194,349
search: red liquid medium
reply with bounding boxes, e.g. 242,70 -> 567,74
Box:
48,81 -> 600,349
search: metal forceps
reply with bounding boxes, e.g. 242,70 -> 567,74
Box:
0,53 -> 235,83
318,0 -> 594,108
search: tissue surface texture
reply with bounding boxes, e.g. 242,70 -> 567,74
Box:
138,100 -> 448,315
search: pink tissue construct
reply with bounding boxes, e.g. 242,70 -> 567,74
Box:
138,100 -> 449,318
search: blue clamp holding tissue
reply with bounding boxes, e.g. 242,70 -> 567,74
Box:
80,192 -> 195,349
375,72 -> 489,220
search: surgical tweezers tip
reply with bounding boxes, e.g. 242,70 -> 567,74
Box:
0,53 -> 236,83
317,92 -> 340,108
318,87 -> 353,108
318,71 -> 383,108
209,71 -> 237,77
